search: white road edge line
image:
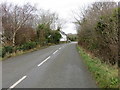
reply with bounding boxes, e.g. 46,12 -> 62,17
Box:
53,50 -> 58,55
37,56 -> 51,67
9,76 -> 27,89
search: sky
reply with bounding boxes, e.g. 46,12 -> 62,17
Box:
1,0 -> 119,34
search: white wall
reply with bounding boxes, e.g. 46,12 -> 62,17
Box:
60,32 -> 67,41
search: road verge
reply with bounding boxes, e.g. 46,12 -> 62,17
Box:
1,45 -> 48,61
77,45 -> 119,88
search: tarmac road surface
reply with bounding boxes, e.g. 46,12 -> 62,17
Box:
2,42 -> 97,88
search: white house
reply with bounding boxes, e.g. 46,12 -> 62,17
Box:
59,31 -> 68,42
60,32 -> 67,41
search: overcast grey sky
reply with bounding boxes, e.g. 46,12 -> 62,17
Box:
1,0 -> 119,34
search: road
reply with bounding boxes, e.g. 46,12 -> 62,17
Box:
2,43 -> 97,89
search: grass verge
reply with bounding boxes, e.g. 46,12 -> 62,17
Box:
1,45 -> 48,61
1,42 -> 67,61
77,45 -> 119,88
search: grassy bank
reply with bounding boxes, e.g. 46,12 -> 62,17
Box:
77,45 -> 119,88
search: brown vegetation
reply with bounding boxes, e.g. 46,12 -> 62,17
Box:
1,2 -> 64,58
74,2 -> 118,65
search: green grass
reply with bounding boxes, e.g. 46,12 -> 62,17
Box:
77,46 -> 119,88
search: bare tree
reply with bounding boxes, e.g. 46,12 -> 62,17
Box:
74,1 -> 118,65
1,3 -> 37,46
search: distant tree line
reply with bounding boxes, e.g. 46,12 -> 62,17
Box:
1,2 -> 64,57
74,2 -> 118,65
67,34 -> 77,41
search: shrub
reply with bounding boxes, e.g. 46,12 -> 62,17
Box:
0,47 -> 6,57
2,47 -> 6,57
15,47 -> 22,51
48,43 -> 52,46
0,46 -> 14,57
1,42 -> 38,57
21,42 -> 37,51
76,2 -> 118,65
4,46 -> 14,53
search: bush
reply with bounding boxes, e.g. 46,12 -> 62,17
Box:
0,46 -> 14,57
21,42 -> 37,51
2,47 -> 6,57
76,3 -> 118,65
15,47 -> 22,51
4,46 -> 14,53
0,47 -> 6,57
1,42 -> 38,58
47,43 -> 52,46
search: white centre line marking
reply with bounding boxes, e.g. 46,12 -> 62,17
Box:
37,56 -> 51,67
59,47 -> 61,50
9,76 -> 27,89
53,50 -> 58,55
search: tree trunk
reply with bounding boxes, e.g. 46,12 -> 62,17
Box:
12,33 -> 16,47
